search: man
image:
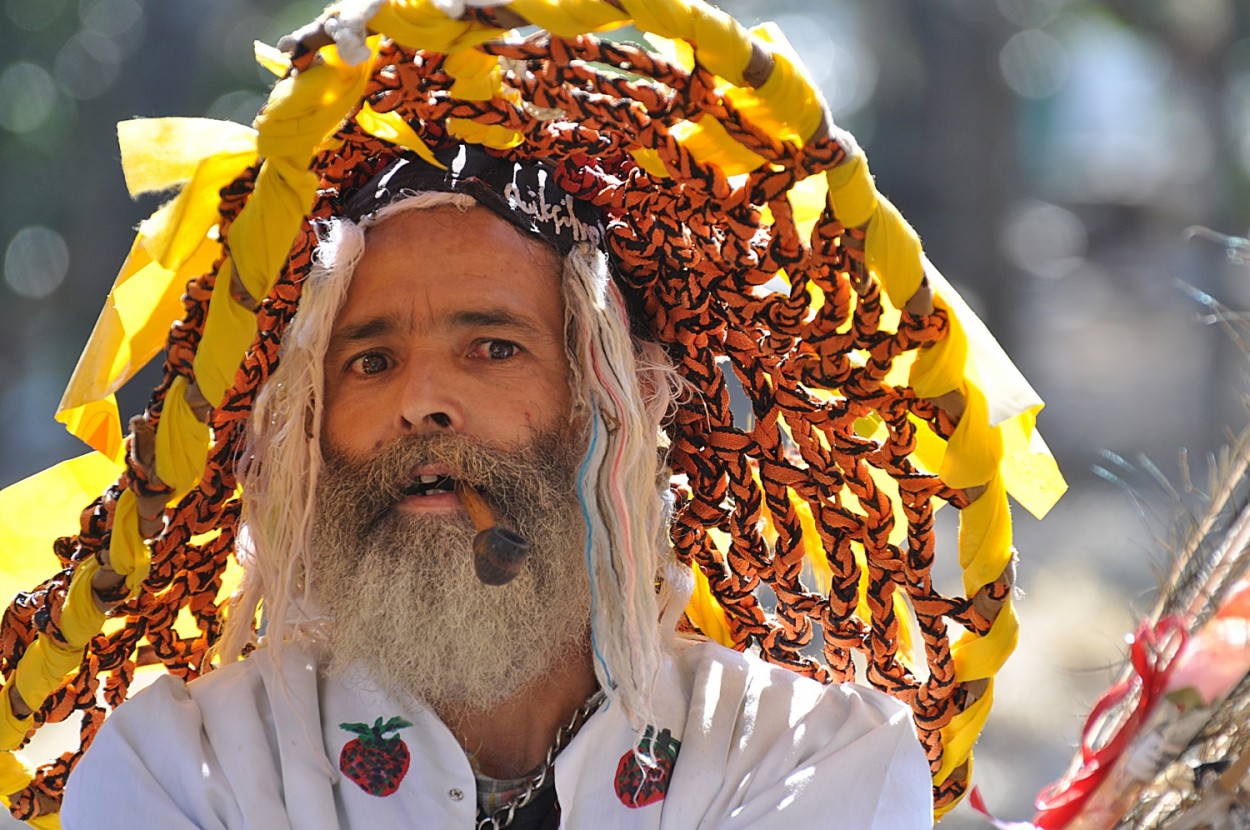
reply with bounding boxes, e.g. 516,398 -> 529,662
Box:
59,145 -> 932,828
0,2 -> 1062,825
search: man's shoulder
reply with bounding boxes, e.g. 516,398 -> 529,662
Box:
671,638 -> 913,727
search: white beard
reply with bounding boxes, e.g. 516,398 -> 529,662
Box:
308,432 -> 591,713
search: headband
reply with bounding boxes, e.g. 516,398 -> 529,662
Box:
342,144 -> 605,254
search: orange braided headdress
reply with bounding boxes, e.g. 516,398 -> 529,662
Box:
0,1 -> 1065,823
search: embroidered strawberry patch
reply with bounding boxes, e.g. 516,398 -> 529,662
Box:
614,726 -> 680,808
338,715 -> 413,797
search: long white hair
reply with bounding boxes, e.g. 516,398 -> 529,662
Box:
218,191 -> 688,728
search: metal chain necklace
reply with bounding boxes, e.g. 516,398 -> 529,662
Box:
475,690 -> 607,830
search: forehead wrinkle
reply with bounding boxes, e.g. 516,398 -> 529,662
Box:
446,307 -> 550,337
326,311 -> 407,359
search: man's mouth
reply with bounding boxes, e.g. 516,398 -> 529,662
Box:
403,474 -> 458,498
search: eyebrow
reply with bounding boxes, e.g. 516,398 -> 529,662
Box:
332,316 -> 397,346
327,307 -> 550,356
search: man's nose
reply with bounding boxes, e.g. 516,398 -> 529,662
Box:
397,358 -> 463,433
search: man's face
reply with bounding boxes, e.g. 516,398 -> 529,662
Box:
322,204 -> 573,474
309,204 -> 591,711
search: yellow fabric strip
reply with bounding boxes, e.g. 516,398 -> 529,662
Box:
445,46 -> 502,101
56,229 -> 219,459
13,638 -> 82,731
193,258 -> 260,406
228,159 -> 320,302
507,0 -> 625,36
936,681 -> 993,784
922,257 -> 1046,427
684,561 -> 733,647
951,601 -> 1019,681
106,490 -> 152,596
941,386 -> 1003,491
628,147 -> 670,179
824,153 -> 877,230
137,148 -> 258,273
253,40 -> 291,78
116,118 -> 258,198
356,104 -> 446,169
233,48 -> 373,302
26,813 -> 59,830
442,48 -> 525,148
825,151 -> 928,309
0,688 -> 31,753
0,452 -> 123,608
152,377 -> 210,501
369,0 -> 504,52
794,495 -> 832,596
619,0 -> 752,86
672,117 -> 768,178
864,196 -> 924,309
252,50 -> 373,160
53,397 -> 122,463
0,752 -> 33,805
446,119 -> 524,150
957,475 -> 1013,594
59,560 -> 107,650
746,50 -> 821,145
999,409 -> 1066,519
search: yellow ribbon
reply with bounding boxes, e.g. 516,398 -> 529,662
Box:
369,0 -> 504,52
0,685 -> 31,753
104,490 -> 152,597
619,0 -> 752,85
193,259 -> 260,406
153,377 -> 210,501
507,0 -> 625,36
684,561 -> 733,647
356,104 -> 446,169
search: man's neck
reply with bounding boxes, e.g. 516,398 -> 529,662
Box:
437,641 -> 598,779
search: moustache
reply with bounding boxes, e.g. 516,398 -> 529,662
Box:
319,430 -> 579,535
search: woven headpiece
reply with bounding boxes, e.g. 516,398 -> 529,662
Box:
0,1 -> 1066,823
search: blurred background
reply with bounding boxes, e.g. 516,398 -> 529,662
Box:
2,0 -> 1250,825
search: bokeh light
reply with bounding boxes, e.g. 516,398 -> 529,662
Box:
1000,28 -> 1070,99
0,63 -> 58,134
55,30 -> 123,100
4,227 -> 70,300
1043,16 -> 1177,204
78,0 -> 143,39
1000,200 -> 1087,279
5,0 -> 67,32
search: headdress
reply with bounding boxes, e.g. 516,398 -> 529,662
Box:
0,0 -> 1066,823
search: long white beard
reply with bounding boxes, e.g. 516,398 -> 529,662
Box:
308,431 -> 591,713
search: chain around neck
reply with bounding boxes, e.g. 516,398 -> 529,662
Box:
475,690 -> 607,830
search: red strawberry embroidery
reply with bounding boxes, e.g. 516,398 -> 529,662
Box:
338,716 -> 413,797
614,726 -> 681,808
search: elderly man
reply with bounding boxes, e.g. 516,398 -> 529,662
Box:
60,144 -> 932,828
0,2 -> 1058,827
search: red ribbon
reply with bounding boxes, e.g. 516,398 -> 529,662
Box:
970,787 -> 1041,829
1032,616 -> 1187,829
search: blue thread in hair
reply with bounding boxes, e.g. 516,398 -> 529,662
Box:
577,407 -> 613,691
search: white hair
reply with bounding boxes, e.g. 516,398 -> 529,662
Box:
217,190 -> 688,729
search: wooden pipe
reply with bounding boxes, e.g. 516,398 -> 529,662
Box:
457,481 -> 531,585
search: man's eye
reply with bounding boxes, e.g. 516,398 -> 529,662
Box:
351,353 -> 390,375
485,340 -> 519,360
